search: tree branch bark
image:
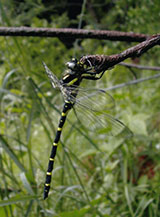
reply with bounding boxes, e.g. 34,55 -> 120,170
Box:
80,34 -> 160,73
0,26 -> 149,42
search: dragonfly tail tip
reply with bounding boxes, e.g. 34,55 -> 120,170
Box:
43,192 -> 48,200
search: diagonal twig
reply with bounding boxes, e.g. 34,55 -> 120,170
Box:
80,34 -> 160,73
118,62 -> 160,71
105,73 -> 160,91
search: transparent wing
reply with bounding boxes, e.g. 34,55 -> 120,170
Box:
73,101 -> 132,138
68,87 -> 132,137
66,86 -> 116,111
43,62 -> 61,89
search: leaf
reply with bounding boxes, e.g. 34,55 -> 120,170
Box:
0,88 -> 21,98
19,172 -> 34,195
124,185 -> 134,216
59,196 -> 108,217
129,114 -> 148,136
0,195 -> 38,207
134,196 -> 154,217
60,207 -> 90,217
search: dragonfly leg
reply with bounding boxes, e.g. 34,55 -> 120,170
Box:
82,70 -> 105,80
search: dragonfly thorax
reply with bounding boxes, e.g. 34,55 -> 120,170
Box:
61,59 -> 85,86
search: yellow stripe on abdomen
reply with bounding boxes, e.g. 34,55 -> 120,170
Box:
53,143 -> 58,146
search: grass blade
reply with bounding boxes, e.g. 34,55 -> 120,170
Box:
0,135 -> 26,172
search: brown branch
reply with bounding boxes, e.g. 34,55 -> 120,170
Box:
80,34 -> 160,73
119,62 -> 160,71
105,73 -> 160,91
0,26 -> 150,42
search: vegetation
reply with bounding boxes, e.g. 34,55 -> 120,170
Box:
0,0 -> 160,216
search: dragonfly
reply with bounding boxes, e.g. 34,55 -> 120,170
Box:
43,58 -> 132,199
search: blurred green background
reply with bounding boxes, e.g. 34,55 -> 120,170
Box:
0,0 -> 160,216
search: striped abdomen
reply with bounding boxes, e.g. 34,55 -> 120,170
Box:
44,102 -> 72,199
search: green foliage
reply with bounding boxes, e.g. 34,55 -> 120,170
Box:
0,0 -> 160,216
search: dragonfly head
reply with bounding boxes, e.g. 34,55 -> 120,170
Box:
66,58 -> 84,75
66,58 -> 77,70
